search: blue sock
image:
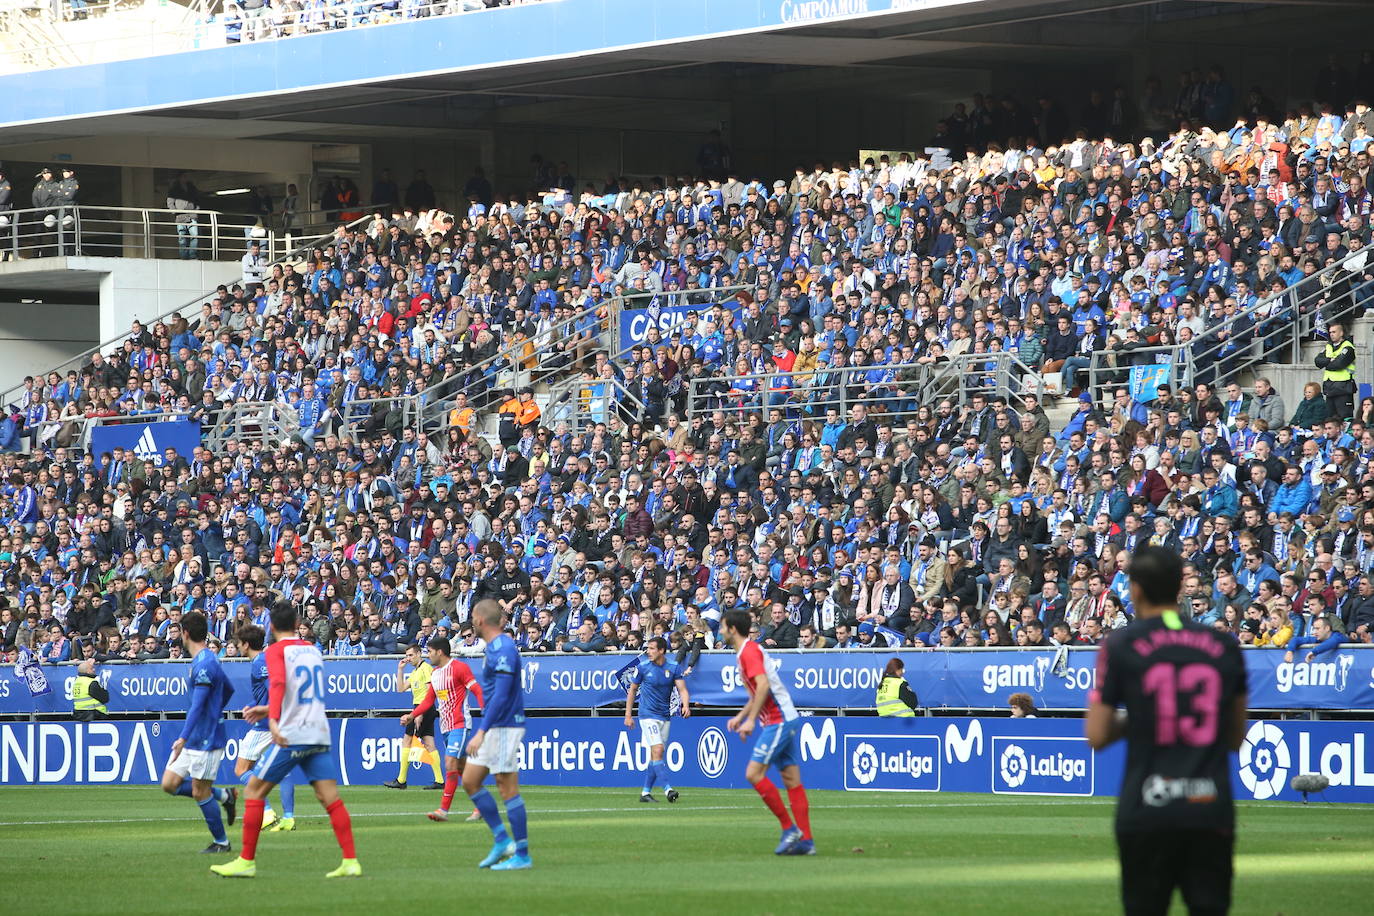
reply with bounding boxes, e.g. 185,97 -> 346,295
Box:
642,764 -> 657,794
652,760 -> 673,792
279,778 -> 295,819
469,788 -> 508,844
210,787 -> 225,804
505,795 -> 528,856
198,796 -> 228,845
174,781 -> 195,798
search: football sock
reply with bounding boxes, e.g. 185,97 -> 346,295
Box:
441,772 -> 459,812
280,777 -> 295,819
469,788 -> 509,844
174,781 -> 195,798
241,798 -> 265,861
753,778 -> 793,830
396,749 -> 409,784
198,795 -> 228,845
326,799 -> 356,859
787,785 -> 812,840
210,787 -> 225,804
652,760 -> 673,792
428,751 -> 443,783
505,795 -> 528,856
642,763 -> 657,794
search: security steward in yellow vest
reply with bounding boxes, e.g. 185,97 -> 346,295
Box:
72,658 -> 110,721
876,658 -> 919,717
1316,322 -> 1357,420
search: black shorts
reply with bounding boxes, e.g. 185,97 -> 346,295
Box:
404,709 -> 437,739
1117,828 -> 1234,916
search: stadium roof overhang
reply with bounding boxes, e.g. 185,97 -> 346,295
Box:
1,0 -> 1365,149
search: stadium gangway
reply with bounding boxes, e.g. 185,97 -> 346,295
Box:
1084,247 -> 1374,399
0,211 -> 375,408
418,285 -> 752,430
686,351 -> 1044,431
202,400 -> 302,452
24,408 -> 192,452
0,204 -> 279,262
542,373 -> 647,434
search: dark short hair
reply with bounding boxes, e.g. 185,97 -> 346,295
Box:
429,636 -> 451,656
1130,546 -> 1184,606
234,624 -> 265,651
182,611 -> 208,643
723,609 -> 753,638
270,603 -> 298,635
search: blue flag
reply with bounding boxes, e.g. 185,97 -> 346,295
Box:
14,647 -> 51,698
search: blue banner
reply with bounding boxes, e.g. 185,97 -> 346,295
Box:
618,296 -> 747,352
4,716 -> 1373,805
1128,363 -> 1172,401
4,649 -> 1372,716
88,420 -> 201,466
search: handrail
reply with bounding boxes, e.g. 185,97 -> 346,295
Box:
0,203 -> 270,261
544,373 -> 646,433
0,211 -> 372,407
1084,247 -> 1372,398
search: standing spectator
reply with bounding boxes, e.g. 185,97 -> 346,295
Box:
1316,322 -> 1356,420
167,173 -> 201,260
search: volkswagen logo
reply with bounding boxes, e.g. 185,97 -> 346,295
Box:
697,727 -> 729,779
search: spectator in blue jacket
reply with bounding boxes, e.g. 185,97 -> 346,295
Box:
1200,467 -> 1239,519
1269,464 -> 1313,519
362,612 -> 400,655
0,412 -> 19,453
1284,614 -> 1345,663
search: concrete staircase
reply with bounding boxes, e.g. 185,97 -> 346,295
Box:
1253,314 -> 1374,414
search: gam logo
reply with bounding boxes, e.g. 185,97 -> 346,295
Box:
1274,656 -> 1354,693
696,727 -> 729,779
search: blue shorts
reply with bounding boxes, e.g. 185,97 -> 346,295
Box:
750,720 -> 801,770
442,727 -> 469,759
252,744 -> 339,785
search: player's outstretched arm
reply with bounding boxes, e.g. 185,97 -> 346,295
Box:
624,682 -> 638,728
675,678 -> 691,718
1085,701 -> 1126,751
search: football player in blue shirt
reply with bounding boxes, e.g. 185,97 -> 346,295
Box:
624,636 -> 691,803
232,625 -> 295,832
159,611 -> 238,853
462,600 -> 531,871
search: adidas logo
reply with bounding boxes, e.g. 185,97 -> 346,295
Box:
134,427 -> 161,465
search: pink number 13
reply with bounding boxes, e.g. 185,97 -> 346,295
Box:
1142,662 -> 1221,746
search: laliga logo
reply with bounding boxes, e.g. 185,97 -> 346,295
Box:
697,727 -> 729,779
999,744 -> 1029,788
851,742 -> 880,785
1239,721 -> 1290,800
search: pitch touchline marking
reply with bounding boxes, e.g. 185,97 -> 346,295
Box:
0,798 -> 1356,827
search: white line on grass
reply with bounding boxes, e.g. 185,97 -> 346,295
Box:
1,796 -> 1353,828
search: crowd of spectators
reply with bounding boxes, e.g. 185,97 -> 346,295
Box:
214,0 -> 543,44
4,64 -> 1374,674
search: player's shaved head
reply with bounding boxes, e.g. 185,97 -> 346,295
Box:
473,599 -> 503,630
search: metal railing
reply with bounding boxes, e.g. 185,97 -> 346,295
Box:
418,285 -> 749,429
1084,248 -> 1374,397
0,0 -> 557,71
332,393 -> 421,444
0,211 -> 372,407
203,400 -> 299,451
687,351 -> 1043,430
0,204 -> 275,261
543,373 -> 646,434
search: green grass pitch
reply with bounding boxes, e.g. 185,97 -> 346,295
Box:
0,786 -> 1367,914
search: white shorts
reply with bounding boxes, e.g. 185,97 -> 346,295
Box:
467,727 -> 524,775
238,729 -> 274,763
167,747 -> 224,782
640,718 -> 670,748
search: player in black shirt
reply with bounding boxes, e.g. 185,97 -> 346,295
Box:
1086,546 -> 1249,916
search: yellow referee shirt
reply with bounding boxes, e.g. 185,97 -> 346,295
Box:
406,661 -> 434,704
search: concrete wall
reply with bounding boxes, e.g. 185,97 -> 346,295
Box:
0,300 -> 99,397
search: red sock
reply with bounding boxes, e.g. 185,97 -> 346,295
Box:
241,798 -> 265,862
752,778 -> 793,830
787,785 -> 812,840
326,798 -> 356,859
441,771 -> 459,812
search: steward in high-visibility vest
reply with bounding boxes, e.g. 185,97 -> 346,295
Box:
72,659 -> 110,721
1316,322 -> 1357,420
875,658 -> 919,717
